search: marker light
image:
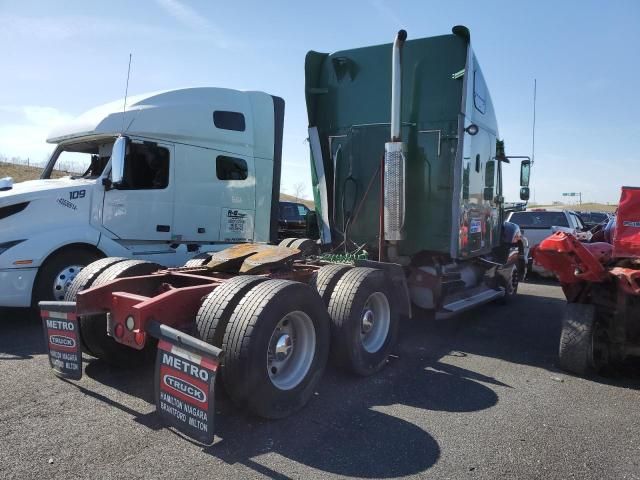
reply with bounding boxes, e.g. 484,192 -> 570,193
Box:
114,323 -> 124,339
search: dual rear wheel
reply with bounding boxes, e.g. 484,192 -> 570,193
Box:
195,265 -> 399,418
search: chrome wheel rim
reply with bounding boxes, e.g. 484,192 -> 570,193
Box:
52,265 -> 84,301
360,292 -> 390,353
267,311 -> 316,390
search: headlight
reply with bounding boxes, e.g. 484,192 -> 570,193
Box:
0,239 -> 26,255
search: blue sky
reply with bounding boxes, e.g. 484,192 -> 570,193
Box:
0,0 -> 638,204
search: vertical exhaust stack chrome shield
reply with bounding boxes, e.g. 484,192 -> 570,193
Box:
384,29 -> 407,242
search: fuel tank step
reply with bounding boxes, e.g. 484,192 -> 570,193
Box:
436,285 -> 505,319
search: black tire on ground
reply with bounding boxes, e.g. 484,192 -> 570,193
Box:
32,248 -> 102,306
558,303 -> 597,375
64,257 -> 127,302
63,257 -> 128,355
79,260 -> 162,366
278,238 -> 298,248
310,264 -> 352,305
184,253 -> 212,268
195,275 -> 268,348
222,279 -> 330,419
497,264 -> 519,304
327,267 -> 399,376
289,238 -> 319,256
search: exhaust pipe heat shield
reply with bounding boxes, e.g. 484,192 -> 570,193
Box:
384,141 -> 406,241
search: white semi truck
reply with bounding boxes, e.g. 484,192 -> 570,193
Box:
0,87 -> 284,307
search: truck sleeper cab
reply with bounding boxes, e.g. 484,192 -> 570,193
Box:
0,87 -> 284,308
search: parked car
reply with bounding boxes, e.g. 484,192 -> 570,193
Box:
278,201 -> 311,239
507,209 -> 591,276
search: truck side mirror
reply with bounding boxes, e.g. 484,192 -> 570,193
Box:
520,187 -> 530,201
110,135 -> 128,187
520,159 -> 531,187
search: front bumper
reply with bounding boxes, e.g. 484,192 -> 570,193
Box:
0,268 -> 37,307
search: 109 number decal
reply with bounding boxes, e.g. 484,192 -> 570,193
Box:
69,190 -> 86,200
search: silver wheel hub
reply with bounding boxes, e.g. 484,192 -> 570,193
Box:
275,333 -> 293,361
52,265 -> 84,301
267,311 -> 316,391
360,292 -> 391,354
361,310 -> 375,334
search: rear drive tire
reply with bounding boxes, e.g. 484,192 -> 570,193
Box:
289,238 -> 319,256
558,303 -> 597,375
184,253 -> 212,268
310,264 -> 352,305
64,257 -> 128,355
278,238 -> 298,248
222,280 -> 330,419
195,275 -> 268,348
80,260 -> 162,366
327,267 -> 399,376
64,257 -> 127,303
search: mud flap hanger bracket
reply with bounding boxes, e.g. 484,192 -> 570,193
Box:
146,321 -> 223,360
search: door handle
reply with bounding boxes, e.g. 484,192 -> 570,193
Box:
156,225 -> 170,232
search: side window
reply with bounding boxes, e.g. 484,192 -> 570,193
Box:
473,70 -> 487,114
216,155 -> 248,180
484,160 -> 495,188
213,111 -> 245,131
122,143 -> 170,190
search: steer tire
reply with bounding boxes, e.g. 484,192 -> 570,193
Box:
327,267 -> 399,376
558,303 -> 596,376
184,253 -> 212,268
33,248 -> 102,306
310,264 -> 352,306
222,280 -> 330,419
80,260 -> 162,366
196,275 -> 268,348
497,264 -> 519,305
278,238 -> 298,248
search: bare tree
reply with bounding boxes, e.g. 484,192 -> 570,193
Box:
292,182 -> 306,201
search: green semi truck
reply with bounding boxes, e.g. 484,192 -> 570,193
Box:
39,26 -> 532,444
305,26 -> 531,313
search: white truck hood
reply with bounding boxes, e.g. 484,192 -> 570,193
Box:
0,178 -> 95,207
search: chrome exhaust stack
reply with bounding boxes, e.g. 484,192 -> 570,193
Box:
384,29 -> 407,243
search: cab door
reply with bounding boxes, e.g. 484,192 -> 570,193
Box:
171,144 -> 255,243
102,139 -> 175,241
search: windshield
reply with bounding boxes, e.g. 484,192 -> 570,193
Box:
509,211 -> 569,229
42,139 -> 114,180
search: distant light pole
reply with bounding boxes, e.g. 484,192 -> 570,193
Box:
562,192 -> 582,206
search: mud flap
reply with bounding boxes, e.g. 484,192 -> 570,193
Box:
147,322 -> 222,445
40,301 -> 83,380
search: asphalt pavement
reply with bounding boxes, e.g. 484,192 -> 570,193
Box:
0,280 -> 638,479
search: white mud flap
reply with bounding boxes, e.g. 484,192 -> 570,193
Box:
40,301 -> 83,380
148,322 -> 221,445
